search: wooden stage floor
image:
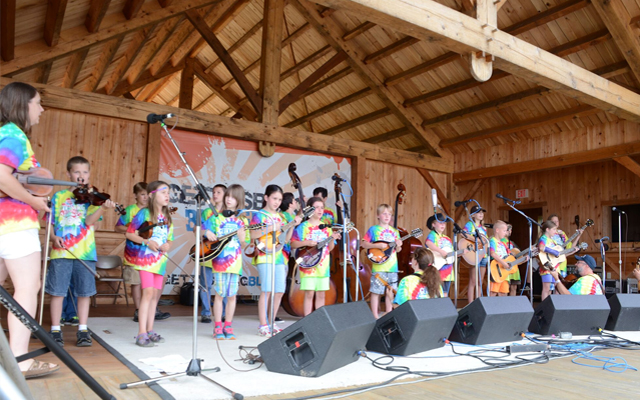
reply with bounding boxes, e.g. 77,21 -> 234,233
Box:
3,302 -> 639,400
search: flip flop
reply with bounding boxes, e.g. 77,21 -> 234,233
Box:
22,359 -> 60,379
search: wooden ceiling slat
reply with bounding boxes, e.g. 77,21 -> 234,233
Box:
300,66 -> 352,98
281,46 -> 334,81
82,37 -> 123,92
592,0 -> 640,84
320,107 -> 392,136
61,48 -> 89,88
363,127 -> 409,144
186,8 -> 262,113
102,26 -> 155,95
280,51 -> 348,114
123,0 -> 146,20
139,74 -> 174,102
44,0 -> 69,47
148,18 -> 196,76
85,0 -> 112,33
385,52 -> 458,87
110,59 -> 186,97
0,0 -> 16,61
342,21 -> 375,41
363,36 -> 419,64
205,19 -> 263,74
285,86 -> 370,128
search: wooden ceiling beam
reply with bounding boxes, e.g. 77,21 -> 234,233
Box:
148,18 -> 196,76
440,104 -> 599,148
0,0 -> 16,61
179,58 -> 194,109
613,156 -> 640,179
44,0 -> 69,47
553,29 -> 611,58
85,0 -> 112,33
285,86 -> 370,128
2,78 -> 452,172
108,59 -> 186,97
301,66 -> 352,97
123,0 -> 146,20
2,0 -> 219,77
34,62 -> 53,84
205,19 -> 263,74
294,0 -> 449,157
385,52 -> 458,87
362,127 -> 409,144
320,107 -> 392,136
158,0 -> 174,6
363,36 -> 419,64
454,141 -> 640,182
81,37 -> 123,92
61,48 -> 89,89
592,0 -> 640,83
280,51 -> 348,114
342,21 -> 375,40
281,46 -> 333,81
504,0 -> 588,36
259,0 -> 286,124
102,26 -> 155,95
186,8 -> 263,114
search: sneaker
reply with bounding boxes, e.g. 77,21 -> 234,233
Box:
214,326 -> 225,340
155,309 -> 171,320
147,331 -> 165,343
201,315 -> 212,323
50,330 -> 64,347
66,316 -> 79,326
272,323 -> 283,334
257,325 -> 272,338
223,326 -> 236,340
133,309 -> 138,322
275,317 -> 284,323
76,330 -> 92,347
59,317 -> 66,325
135,333 -> 153,347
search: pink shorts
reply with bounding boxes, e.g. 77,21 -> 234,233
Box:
139,270 -> 164,290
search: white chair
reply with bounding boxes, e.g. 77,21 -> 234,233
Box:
91,255 -> 129,307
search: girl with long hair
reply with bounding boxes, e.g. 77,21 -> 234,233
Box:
394,247 -> 443,305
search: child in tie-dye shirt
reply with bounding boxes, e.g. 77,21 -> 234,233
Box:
126,181 -> 173,347
464,205 -> 489,301
46,156 -> 116,348
394,247 -> 443,305
489,221 -> 516,297
538,220 -> 561,301
0,82 -> 59,376
291,197 -> 341,316
361,204 -> 402,318
204,184 -> 247,340
425,213 -> 458,296
313,187 -> 340,226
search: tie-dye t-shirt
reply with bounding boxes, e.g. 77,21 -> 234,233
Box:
551,229 -> 570,273
502,238 -> 521,280
464,221 -> 488,259
426,230 -> 454,281
49,190 -> 101,261
126,209 -> 174,275
538,234 -> 561,275
394,271 -> 443,305
0,122 -> 41,236
116,203 -> 141,267
280,211 -> 296,264
490,236 -> 516,280
203,213 -> 246,274
364,225 -> 401,273
569,274 -> 604,295
251,210 -> 287,265
321,208 -> 336,226
292,221 -> 333,278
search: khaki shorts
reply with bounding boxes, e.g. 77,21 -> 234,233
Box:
123,265 -> 141,285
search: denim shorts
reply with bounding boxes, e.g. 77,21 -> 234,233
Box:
257,263 -> 286,293
45,258 -> 97,297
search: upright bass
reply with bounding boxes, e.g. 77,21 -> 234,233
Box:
393,183 -> 424,281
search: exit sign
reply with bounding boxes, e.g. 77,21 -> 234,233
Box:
516,189 -> 529,199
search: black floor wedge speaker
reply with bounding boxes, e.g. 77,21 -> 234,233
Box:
366,298 -> 457,356
257,301 -> 375,377
605,294 -> 640,331
449,296 -> 534,345
529,295 -> 610,335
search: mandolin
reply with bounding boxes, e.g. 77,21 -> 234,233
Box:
189,222 -> 266,262
367,228 -> 423,264
490,249 -> 539,283
295,222 -> 353,269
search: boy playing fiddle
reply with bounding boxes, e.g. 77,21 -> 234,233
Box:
46,156 -> 115,347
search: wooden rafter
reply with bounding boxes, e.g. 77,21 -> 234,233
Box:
34,62 -> 52,84
259,0 -> 286,124
179,58 -> 194,109
138,74 -> 174,102
313,0 -> 640,121
293,0 -> 449,158
281,46 -> 334,81
363,127 -> 409,144
102,26 -> 155,95
385,52 -> 458,87
505,0 -> 588,36
319,108 -> 392,136
454,141 -> 640,182
279,52 -> 348,114
44,0 -> 69,47
158,0 -> 174,6
204,19 -> 263,74
363,36 -> 419,64
123,0 -> 146,20
148,18 -> 196,76
342,21 -> 375,40
85,0 -> 112,33
417,168 -> 451,216
284,86 -> 370,128
2,0 -> 219,77
613,156 -> 640,179
186,8 -> 262,115
592,0 -> 640,83
82,37 -> 123,92
108,59 -> 186,97
61,49 -> 89,89
0,0 -> 16,61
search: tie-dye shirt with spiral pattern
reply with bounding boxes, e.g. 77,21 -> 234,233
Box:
202,212 -> 246,274
126,208 -> 174,275
49,190 -> 101,261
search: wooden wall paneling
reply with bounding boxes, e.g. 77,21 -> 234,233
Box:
145,123 -> 162,182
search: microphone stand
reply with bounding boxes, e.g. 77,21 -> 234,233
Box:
502,200 -> 541,305
599,239 -> 607,291
121,117 -> 242,400
617,212 -> 622,293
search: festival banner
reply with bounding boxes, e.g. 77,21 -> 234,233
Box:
158,129 -> 351,296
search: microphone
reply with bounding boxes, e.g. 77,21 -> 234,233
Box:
496,193 -> 521,204
331,175 -> 346,182
222,210 -> 238,217
147,113 -> 175,124
612,207 -> 626,214
454,199 -> 470,207
595,237 -> 609,244
318,224 -> 328,229
431,188 -> 438,214
484,224 -> 493,229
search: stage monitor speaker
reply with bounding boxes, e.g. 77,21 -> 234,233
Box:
448,296 -> 533,345
257,301 -> 375,377
605,293 -> 640,331
366,298 -> 458,356
529,295 -> 610,335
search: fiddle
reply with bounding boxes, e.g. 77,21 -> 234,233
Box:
73,183 -> 126,216
136,207 -> 178,239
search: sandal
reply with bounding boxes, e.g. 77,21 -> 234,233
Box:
22,359 -> 60,379
147,330 -> 165,343
135,333 -> 153,347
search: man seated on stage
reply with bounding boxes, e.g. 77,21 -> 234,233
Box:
549,255 -> 603,295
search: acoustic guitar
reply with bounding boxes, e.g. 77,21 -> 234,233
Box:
458,234 -> 488,266
490,249 -> 539,283
366,228 -> 423,264
429,245 -> 473,270
538,242 -> 588,271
